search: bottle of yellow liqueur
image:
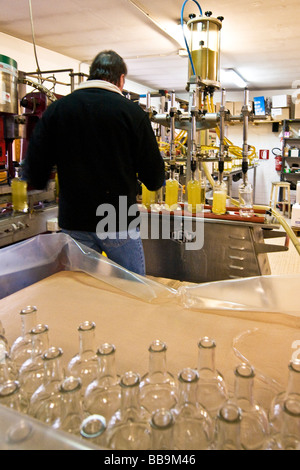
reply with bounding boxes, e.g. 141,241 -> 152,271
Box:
11,167 -> 28,213
212,180 -> 227,215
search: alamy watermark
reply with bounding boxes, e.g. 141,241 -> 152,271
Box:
95,196 -> 204,251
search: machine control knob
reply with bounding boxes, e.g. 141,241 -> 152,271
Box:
217,16 -> 224,22
205,11 -> 212,17
189,13 -> 196,19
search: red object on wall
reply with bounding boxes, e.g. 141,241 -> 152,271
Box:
275,155 -> 282,171
259,149 -> 269,160
0,117 -> 6,167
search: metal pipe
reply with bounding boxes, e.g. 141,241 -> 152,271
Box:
169,91 -> 177,165
218,88 -> 226,182
242,87 -> 250,184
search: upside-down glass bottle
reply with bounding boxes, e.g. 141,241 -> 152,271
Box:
84,343 -> 121,423
172,368 -> 214,450
269,359 -> 300,434
18,324 -> 50,402
52,376 -> 84,436
151,408 -> 175,450
106,371 -> 151,450
67,321 -> 98,395
196,337 -> 228,418
28,346 -> 65,425
232,363 -> 269,450
215,402 -> 244,450
10,306 -> 38,368
139,340 -> 177,414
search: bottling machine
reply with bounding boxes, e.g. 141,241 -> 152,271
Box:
139,4 -> 296,282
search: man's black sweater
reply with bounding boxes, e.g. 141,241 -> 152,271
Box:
24,84 -> 165,232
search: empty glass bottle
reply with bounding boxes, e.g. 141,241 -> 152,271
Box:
80,414 -> 107,448
215,402 -> 244,450
151,408 -> 174,450
139,339 -> 177,414
0,380 -> 28,413
269,359 -> 300,434
18,324 -> 50,401
0,351 -> 18,384
67,321 -> 98,395
0,320 -> 8,353
84,343 -> 121,422
28,346 -> 65,425
0,319 -> 5,337
196,337 -> 228,418
172,368 -> 214,450
106,371 -> 151,450
275,395 -> 300,450
52,376 -> 84,436
10,306 -> 38,368
0,334 -> 9,360
239,180 -> 254,217
232,363 -> 269,450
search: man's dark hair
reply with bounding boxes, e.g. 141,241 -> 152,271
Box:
88,50 -> 127,85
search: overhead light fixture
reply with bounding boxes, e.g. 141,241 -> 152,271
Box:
222,68 -> 248,88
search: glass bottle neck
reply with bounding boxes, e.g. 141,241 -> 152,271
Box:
60,377 -> 82,416
281,396 -> 300,449
178,368 -> 198,407
78,321 -> 96,354
31,324 -> 49,358
148,340 -> 168,375
43,347 -> 64,384
234,363 -> 255,407
120,372 -> 141,414
20,306 -> 38,337
216,403 -> 242,450
287,361 -> 300,394
151,409 -> 174,450
96,343 -> 117,380
197,337 -> 216,373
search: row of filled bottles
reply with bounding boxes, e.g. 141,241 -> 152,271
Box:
142,174 -> 254,218
0,307 -> 299,450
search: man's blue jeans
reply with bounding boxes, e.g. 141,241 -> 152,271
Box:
62,228 -> 146,276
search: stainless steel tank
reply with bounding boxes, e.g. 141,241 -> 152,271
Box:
0,54 -> 18,114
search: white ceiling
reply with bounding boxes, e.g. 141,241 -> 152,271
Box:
1,0 -> 300,93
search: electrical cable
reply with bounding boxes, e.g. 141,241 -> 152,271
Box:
28,0 -> 42,81
180,0 -> 203,76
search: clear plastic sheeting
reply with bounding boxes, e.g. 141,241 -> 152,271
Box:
179,274 -> 300,317
0,233 -> 175,302
0,403 -> 98,450
1,233 -> 300,317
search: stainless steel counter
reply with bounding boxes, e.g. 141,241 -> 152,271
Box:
0,205 -> 58,248
140,210 -> 288,283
